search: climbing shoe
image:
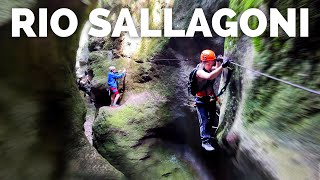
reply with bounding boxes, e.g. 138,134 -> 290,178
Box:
201,141 -> 215,151
111,104 -> 120,108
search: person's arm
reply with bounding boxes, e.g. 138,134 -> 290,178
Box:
211,60 -> 222,71
113,73 -> 124,79
203,57 -> 230,80
112,69 -> 126,79
196,67 -> 223,80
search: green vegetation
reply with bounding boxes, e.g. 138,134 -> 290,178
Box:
133,0 -> 170,62
93,95 -> 195,179
243,25 -> 319,140
133,37 -> 170,62
95,100 -> 170,145
93,0 -> 319,178
225,0 -> 264,51
90,55 -> 128,83
90,37 -> 191,176
90,2 -> 197,178
228,0 -> 263,30
244,43 -> 320,146
221,1 -> 320,178
229,0 -> 263,16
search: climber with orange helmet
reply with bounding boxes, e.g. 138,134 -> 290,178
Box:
193,49 -> 230,151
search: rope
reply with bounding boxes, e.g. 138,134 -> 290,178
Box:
150,58 -> 320,95
152,58 -> 182,61
230,61 -> 320,95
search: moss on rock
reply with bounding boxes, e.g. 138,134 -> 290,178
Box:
0,0 -> 125,179
221,0 -> 320,179
93,92 -> 195,179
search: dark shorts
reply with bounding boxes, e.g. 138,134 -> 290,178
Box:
110,87 -> 119,95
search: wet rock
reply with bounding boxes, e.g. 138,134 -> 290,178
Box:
105,50 -> 113,60
112,49 -> 123,59
88,37 -> 106,52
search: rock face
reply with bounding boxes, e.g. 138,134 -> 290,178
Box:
91,0 -> 232,179
2,0 -> 318,179
92,0 -> 319,180
220,0 -> 320,179
0,0 -> 124,179
93,91 -> 197,179
76,21 -> 91,78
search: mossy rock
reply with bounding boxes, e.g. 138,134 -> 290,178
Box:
88,51 -> 112,64
131,65 -> 152,83
93,96 -> 196,179
103,41 -> 114,50
221,0 -> 320,178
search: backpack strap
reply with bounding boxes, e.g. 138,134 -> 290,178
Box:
190,64 -> 200,81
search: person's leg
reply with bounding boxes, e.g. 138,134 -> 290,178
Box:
208,102 -> 218,137
196,104 -> 214,151
110,93 -> 115,106
113,93 -> 120,106
109,87 -> 120,106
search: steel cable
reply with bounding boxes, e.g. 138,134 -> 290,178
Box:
150,58 -> 320,95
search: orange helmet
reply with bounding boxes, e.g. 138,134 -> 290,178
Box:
200,50 -> 216,61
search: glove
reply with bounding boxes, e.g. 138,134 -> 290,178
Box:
123,69 -> 126,73
216,55 -> 224,63
222,58 -> 230,68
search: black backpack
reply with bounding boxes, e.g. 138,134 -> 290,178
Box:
188,64 -> 233,97
188,65 -> 200,96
